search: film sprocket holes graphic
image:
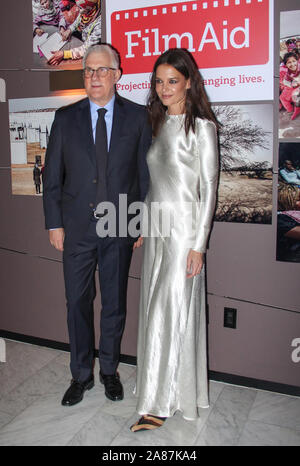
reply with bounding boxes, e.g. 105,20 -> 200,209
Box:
111,0 -> 269,75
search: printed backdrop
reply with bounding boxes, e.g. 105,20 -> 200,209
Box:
106,0 -> 274,103
10,0 -> 275,227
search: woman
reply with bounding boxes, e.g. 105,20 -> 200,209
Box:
131,48 -> 219,432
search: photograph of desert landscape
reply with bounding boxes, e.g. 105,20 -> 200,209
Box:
9,93 -> 85,196
213,104 -> 273,224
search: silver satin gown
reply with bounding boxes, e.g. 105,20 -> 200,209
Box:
135,114 -> 219,420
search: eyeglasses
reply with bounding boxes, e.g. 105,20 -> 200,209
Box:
84,66 -> 117,78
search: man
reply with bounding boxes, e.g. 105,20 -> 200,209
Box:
43,44 -> 151,406
33,163 -> 42,194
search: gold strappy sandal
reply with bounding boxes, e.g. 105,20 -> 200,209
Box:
130,415 -> 166,432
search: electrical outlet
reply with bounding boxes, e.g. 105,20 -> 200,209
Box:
224,307 -> 237,329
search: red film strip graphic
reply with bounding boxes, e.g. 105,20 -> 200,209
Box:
111,0 -> 269,74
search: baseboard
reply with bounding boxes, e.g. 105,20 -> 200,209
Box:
208,370 -> 300,397
1,329 -> 299,397
0,330 -> 70,353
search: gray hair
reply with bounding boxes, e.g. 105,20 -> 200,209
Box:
82,44 -> 120,69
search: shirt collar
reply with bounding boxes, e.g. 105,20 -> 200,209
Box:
89,94 -> 115,114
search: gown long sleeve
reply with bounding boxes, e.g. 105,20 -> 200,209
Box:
135,114 -> 219,420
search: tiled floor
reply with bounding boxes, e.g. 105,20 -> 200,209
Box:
0,339 -> 299,446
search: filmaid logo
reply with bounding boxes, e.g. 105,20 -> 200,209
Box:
110,0 -> 269,74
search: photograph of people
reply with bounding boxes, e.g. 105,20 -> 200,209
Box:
279,10 -> 300,138
279,52 -> 300,121
9,93 -> 86,196
279,159 -> 300,186
277,183 -> 300,262
130,48 -> 219,432
277,143 -> 300,263
32,0 -> 101,69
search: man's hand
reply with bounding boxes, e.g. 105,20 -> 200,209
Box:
186,250 -> 204,278
48,50 -> 64,66
49,228 -> 65,251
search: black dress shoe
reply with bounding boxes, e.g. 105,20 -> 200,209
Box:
100,372 -> 124,401
61,376 -> 94,406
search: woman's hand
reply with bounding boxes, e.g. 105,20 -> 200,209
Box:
133,236 -> 144,250
48,50 -> 64,65
186,250 -> 204,278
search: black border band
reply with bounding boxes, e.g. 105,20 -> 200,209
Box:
1,329 -> 299,397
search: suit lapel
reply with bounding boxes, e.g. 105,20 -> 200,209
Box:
76,98 -> 96,166
75,95 -> 125,166
109,95 -> 126,154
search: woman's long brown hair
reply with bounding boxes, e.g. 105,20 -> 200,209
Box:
147,48 -> 218,136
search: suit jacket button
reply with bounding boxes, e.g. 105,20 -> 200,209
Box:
89,203 -> 94,208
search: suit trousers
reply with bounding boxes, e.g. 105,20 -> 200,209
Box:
63,217 -> 133,382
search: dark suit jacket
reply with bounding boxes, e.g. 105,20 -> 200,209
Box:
43,94 -> 151,251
